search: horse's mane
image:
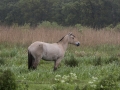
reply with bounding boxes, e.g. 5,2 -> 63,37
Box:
57,36 -> 65,43
57,34 -> 75,43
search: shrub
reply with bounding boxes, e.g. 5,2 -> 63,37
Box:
82,75 -> 119,90
95,74 -> 119,90
17,82 -> 29,90
0,57 -> 5,65
93,56 -> 102,66
75,24 -> 83,32
38,21 -> 62,29
114,23 -> 120,31
82,76 -> 99,90
105,56 -> 119,64
64,53 -> 79,67
10,48 -> 17,57
0,69 -> 17,90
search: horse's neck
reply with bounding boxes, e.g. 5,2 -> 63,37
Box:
58,37 -> 69,51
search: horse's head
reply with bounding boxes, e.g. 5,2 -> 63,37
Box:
68,32 -> 80,46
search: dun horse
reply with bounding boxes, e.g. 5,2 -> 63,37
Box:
28,32 -> 80,71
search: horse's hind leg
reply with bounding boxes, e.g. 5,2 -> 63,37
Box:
32,56 -> 41,69
28,51 -> 34,69
31,44 -> 43,70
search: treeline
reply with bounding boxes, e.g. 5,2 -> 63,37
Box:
0,0 -> 120,28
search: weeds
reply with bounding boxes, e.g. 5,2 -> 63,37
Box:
0,57 -> 5,65
0,48 -> 17,58
105,55 -> 119,64
0,69 -> 17,90
96,74 -> 119,90
54,73 -> 77,83
64,53 -> 79,67
0,25 -> 120,90
93,56 -> 102,66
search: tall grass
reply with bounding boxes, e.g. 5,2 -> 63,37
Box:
0,25 -> 120,46
0,25 -> 120,89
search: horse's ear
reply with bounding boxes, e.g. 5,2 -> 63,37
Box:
68,32 -> 72,36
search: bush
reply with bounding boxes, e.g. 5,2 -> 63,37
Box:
105,56 -> 119,64
95,74 -> 119,90
82,75 -> 119,90
38,21 -> 62,29
64,53 -> 79,67
0,57 -> 5,65
114,23 -> 120,31
0,69 -> 17,90
82,76 -> 99,90
75,24 -> 83,32
93,56 -> 102,66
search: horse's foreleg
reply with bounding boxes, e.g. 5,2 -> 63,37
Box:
54,59 -> 62,71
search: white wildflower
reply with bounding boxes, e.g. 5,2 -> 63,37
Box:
101,85 -> 103,88
92,76 -> 98,80
62,75 -> 69,81
61,80 -> 65,83
88,81 -> 93,84
70,73 -> 77,80
90,84 -> 96,88
55,75 -> 61,81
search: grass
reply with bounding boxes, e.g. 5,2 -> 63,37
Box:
0,26 -> 120,89
0,43 -> 120,90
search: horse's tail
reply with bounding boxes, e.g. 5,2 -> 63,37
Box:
28,50 -> 34,70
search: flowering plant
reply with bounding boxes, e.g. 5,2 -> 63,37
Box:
54,73 -> 77,83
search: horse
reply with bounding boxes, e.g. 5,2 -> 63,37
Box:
28,32 -> 80,71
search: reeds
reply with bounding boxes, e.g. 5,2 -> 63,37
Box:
0,26 -> 120,46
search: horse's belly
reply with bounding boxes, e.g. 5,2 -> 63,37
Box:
42,53 -> 60,61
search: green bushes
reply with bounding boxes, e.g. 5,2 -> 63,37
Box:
38,21 -> 63,29
64,53 -> 79,67
0,57 -> 5,65
105,56 -> 119,64
96,74 -> 119,90
91,55 -> 120,66
0,69 -> 17,90
0,44 -> 120,89
82,74 -> 119,90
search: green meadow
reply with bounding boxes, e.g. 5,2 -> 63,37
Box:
0,43 -> 120,90
0,26 -> 120,90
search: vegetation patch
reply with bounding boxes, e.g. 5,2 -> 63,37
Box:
0,69 -> 17,90
64,53 -> 79,67
0,27 -> 120,89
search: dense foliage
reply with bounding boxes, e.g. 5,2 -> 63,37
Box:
0,0 -> 120,28
0,69 -> 17,90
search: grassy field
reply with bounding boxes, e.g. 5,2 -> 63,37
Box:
0,26 -> 120,90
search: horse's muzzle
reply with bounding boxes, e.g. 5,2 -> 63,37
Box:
76,42 -> 80,46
